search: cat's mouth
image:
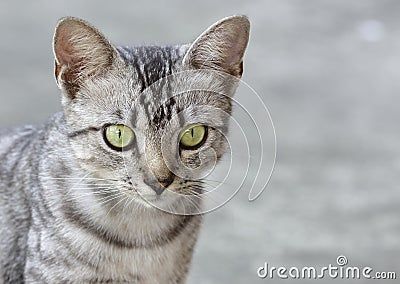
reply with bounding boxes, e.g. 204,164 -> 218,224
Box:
135,191 -> 181,210
139,193 -> 166,203
121,183 -> 171,202
118,178 -> 201,207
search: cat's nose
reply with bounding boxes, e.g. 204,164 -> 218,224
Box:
144,175 -> 174,195
158,176 -> 174,188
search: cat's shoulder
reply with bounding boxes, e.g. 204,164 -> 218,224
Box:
0,112 -> 64,158
0,125 -> 37,153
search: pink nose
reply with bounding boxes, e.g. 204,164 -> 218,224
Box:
144,176 -> 174,195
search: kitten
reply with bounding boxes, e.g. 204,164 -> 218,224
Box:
0,15 -> 249,283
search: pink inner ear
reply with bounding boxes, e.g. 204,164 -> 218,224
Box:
53,24 -> 90,96
223,41 -> 245,69
55,33 -> 79,67
187,17 -> 249,77
217,27 -> 248,76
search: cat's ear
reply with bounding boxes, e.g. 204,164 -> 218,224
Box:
182,15 -> 250,78
53,17 -> 116,97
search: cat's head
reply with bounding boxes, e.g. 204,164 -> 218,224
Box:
53,16 -> 249,213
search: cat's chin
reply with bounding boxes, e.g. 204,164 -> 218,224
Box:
135,191 -> 178,209
134,191 -> 201,215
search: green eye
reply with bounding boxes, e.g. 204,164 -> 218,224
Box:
103,124 -> 135,151
179,124 -> 207,149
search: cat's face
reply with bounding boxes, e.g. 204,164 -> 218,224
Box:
53,16 -> 249,212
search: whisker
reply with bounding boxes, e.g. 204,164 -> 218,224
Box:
41,177 -> 118,182
105,195 -> 128,218
64,190 -> 120,203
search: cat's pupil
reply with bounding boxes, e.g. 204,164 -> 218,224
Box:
118,130 -> 121,139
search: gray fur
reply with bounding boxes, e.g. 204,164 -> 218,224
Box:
0,15 -> 249,283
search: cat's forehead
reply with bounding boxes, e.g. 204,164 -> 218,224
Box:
117,45 -> 189,93
115,45 -> 227,129
117,45 -> 187,124
75,44 -> 231,132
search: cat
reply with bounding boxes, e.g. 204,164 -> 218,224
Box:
0,15 -> 249,283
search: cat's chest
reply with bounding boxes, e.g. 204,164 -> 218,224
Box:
72,235 -> 192,283
85,245 -> 176,282
31,229 -> 186,283
29,214 -> 200,283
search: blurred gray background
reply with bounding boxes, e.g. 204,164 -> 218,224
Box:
0,0 -> 399,283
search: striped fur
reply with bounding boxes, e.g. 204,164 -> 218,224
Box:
0,16 -> 249,283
